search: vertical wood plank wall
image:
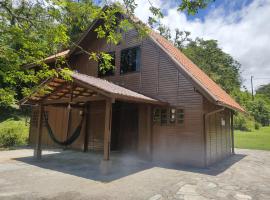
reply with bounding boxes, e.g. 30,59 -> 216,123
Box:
29,27 -> 232,166
204,100 -> 232,166
70,29 -> 206,166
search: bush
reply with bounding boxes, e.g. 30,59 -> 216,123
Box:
0,118 -> 29,148
255,122 -> 261,130
234,114 -> 255,132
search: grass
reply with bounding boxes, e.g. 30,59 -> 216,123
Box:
0,107 -> 30,149
235,126 -> 270,151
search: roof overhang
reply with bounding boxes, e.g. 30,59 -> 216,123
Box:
19,72 -> 166,106
24,50 -> 70,69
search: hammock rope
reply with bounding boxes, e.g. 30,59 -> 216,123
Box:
43,111 -> 83,146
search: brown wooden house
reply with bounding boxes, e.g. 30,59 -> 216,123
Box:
21,14 -> 245,167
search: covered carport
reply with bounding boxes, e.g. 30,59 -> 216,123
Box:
20,72 -> 165,161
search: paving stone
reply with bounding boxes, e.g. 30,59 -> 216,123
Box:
216,189 -> 229,198
174,194 -> 184,199
223,185 -> 239,191
176,181 -> 186,187
177,184 -> 197,195
207,182 -> 218,189
234,193 -> 252,200
184,194 -> 208,200
148,194 -> 162,200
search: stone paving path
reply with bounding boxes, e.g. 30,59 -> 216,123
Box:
0,148 -> 270,200
146,149 -> 270,200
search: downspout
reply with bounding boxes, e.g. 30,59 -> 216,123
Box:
231,110 -> 235,155
203,107 -> 225,167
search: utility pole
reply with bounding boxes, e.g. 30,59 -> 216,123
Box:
251,76 -> 254,101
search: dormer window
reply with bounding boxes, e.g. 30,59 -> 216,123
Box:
98,52 -> 115,77
120,46 -> 141,74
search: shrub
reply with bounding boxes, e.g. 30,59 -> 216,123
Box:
234,113 -> 255,132
254,122 -> 261,130
0,118 -> 29,148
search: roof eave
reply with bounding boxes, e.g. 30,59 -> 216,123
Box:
216,101 -> 246,113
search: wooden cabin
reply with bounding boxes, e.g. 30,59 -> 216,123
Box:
21,14 -> 245,167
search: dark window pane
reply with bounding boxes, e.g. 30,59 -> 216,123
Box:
98,52 -> 115,77
177,109 -> 184,124
120,46 -> 141,74
153,108 -> 161,122
161,109 -> 168,125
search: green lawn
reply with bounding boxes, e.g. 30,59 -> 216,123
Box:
235,126 -> 270,150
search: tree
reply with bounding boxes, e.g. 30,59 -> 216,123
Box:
182,39 -> 242,94
256,84 -> 270,100
0,0 -> 215,108
246,94 -> 270,126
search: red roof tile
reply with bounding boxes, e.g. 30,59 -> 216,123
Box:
150,31 -> 245,112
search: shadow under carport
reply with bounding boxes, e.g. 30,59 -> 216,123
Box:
14,149 -> 246,182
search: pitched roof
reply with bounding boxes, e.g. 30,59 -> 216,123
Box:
24,9 -> 245,112
149,31 -> 245,113
20,72 -> 164,105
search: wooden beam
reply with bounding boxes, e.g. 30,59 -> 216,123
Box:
34,105 -> 43,159
73,79 -> 115,99
103,99 -> 112,160
41,83 -> 69,103
42,95 -> 106,105
231,111 -> 235,154
83,104 -> 90,152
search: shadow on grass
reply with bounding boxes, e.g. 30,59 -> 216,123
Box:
14,150 -> 246,182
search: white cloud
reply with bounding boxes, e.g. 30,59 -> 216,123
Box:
134,0 -> 270,91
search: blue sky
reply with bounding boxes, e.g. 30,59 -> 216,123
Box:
186,0 -> 254,21
136,0 -> 270,91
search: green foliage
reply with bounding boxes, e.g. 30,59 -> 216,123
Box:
0,0 -> 215,108
246,94 -> 270,126
255,122 -> 261,130
182,39 -> 241,94
234,113 -> 255,132
257,83 -> 270,99
178,0 -> 214,15
0,118 -> 29,147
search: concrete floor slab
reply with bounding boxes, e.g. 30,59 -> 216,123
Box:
0,148 -> 270,200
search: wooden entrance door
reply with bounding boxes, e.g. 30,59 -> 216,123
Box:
111,102 -> 138,152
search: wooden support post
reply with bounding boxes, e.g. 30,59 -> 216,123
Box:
83,104 -> 89,152
34,105 -> 44,159
65,85 -> 73,148
103,99 -> 112,160
231,111 -> 235,155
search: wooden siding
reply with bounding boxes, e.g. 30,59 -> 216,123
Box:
87,101 -> 105,151
29,27 -> 232,167
138,104 -> 152,159
204,99 -> 232,165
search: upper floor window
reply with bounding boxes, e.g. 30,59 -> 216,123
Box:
120,46 -> 141,74
98,52 -> 115,77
